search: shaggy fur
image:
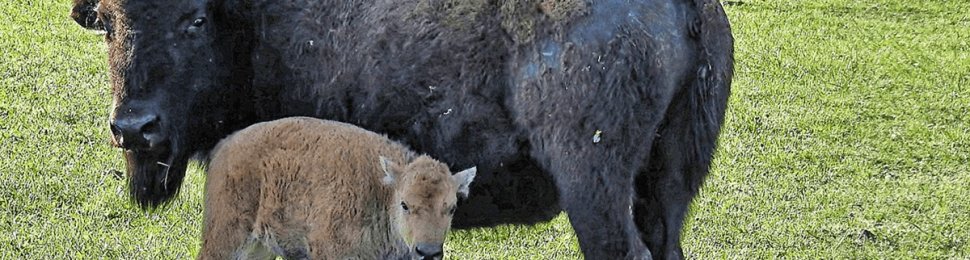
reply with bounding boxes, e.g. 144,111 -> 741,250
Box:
200,117 -> 474,259
71,0 -> 734,258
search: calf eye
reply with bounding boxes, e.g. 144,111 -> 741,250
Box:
448,206 -> 456,215
400,202 -> 410,213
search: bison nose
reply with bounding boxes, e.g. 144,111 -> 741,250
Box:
110,113 -> 163,150
415,243 -> 443,260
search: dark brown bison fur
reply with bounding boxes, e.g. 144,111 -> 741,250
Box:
71,0 -> 733,258
200,117 -> 475,259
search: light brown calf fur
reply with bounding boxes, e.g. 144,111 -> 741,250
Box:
199,117 -> 475,259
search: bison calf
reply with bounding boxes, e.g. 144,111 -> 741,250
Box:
199,117 -> 476,260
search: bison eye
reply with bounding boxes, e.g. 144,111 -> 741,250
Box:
400,202 -> 410,213
191,17 -> 206,27
447,206 -> 456,215
102,20 -> 113,39
98,14 -> 113,39
186,17 -> 207,34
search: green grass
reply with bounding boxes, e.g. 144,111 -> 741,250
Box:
1,0 -> 967,258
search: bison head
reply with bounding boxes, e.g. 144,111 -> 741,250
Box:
72,0 -> 248,208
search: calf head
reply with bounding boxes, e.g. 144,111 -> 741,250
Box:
380,156 -> 476,260
71,0 -> 244,208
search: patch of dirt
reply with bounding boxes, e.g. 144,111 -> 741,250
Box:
500,0 -> 538,43
501,0 -> 588,43
407,0 -> 588,43
539,0 -> 588,22
409,0 -> 490,31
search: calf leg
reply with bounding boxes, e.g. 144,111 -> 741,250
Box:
198,168 -> 264,259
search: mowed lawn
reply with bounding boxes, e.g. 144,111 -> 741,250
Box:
1,0 -> 967,258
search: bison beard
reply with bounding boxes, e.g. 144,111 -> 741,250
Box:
124,149 -> 188,208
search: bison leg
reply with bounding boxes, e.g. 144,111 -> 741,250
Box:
634,92 -> 698,259
525,116 -> 659,259
635,42 -> 731,259
634,128 -> 699,260
535,140 -> 652,259
635,100 -> 722,260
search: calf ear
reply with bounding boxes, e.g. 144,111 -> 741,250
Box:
70,0 -> 104,30
452,167 -> 477,199
379,156 -> 399,186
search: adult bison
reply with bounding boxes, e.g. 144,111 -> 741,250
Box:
71,0 -> 733,258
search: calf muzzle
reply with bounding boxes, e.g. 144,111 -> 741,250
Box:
415,243 -> 443,260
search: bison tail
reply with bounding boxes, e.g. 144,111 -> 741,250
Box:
685,0 -> 734,186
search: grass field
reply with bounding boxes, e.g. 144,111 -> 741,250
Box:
1,0 -> 968,258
